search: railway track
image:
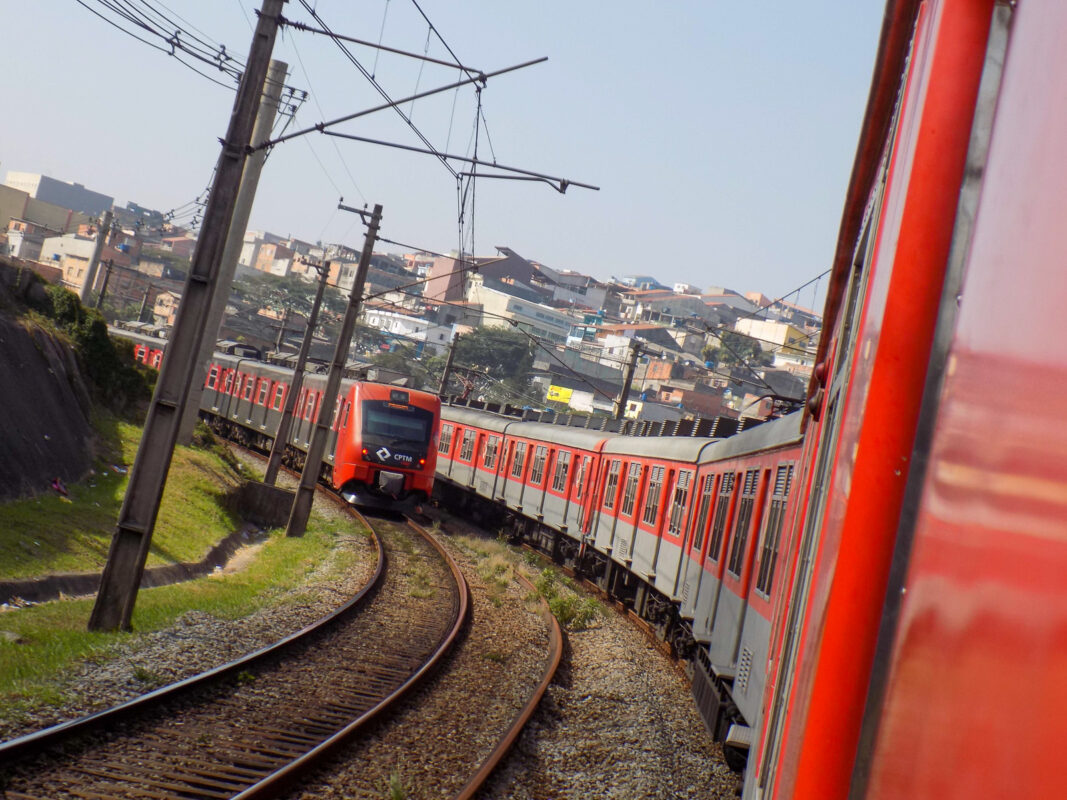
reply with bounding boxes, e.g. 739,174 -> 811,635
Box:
0,508 -> 469,799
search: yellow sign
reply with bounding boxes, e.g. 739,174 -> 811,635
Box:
547,385 -> 573,403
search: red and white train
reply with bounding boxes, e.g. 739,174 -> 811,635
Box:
112,2 -> 1064,794
432,1 -> 1067,798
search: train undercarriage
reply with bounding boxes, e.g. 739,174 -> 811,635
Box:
431,476 -> 750,772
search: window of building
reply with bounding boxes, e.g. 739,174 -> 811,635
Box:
511,441 -> 527,478
530,446 -> 548,485
708,473 -> 736,562
727,469 -> 761,577
667,470 -> 693,538
459,430 -> 475,461
755,465 -> 794,596
438,424 -> 454,454
552,451 -> 571,493
642,466 -> 665,526
620,462 -> 642,517
603,460 -> 622,510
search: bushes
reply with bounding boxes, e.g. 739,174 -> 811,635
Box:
40,284 -> 151,412
534,567 -> 602,631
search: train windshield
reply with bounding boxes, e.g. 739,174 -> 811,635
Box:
361,400 -> 433,444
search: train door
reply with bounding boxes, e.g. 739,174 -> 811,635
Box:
592,458 -> 622,553
505,439 -> 527,510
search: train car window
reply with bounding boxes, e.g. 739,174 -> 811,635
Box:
667,470 -> 693,538
691,474 -> 715,551
256,380 -> 270,406
620,462 -> 642,517
151,352 -> 162,368
552,451 -> 572,492
362,400 -> 434,444
708,473 -> 736,562
438,424 -> 454,454
642,465 -> 666,526
223,371 -> 234,394
727,469 -> 761,577
511,441 -> 527,477
243,378 -> 255,401
603,460 -> 622,510
459,430 -> 476,461
304,392 -> 317,421
207,365 -> 219,388
530,445 -> 548,485
483,436 -> 499,469
341,400 -> 351,429
575,457 -> 589,500
272,384 -> 285,410
232,373 -> 244,397
755,464 -> 795,596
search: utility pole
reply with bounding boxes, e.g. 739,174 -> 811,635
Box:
614,339 -> 642,421
89,0 -> 286,633
438,333 -> 461,396
264,261 -> 330,485
274,307 -> 290,352
94,259 -> 114,310
286,205 -> 381,537
138,285 -> 151,322
81,210 -> 112,305
178,58 -> 289,443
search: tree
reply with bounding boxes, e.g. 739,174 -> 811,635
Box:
449,326 -> 535,404
714,330 -> 773,367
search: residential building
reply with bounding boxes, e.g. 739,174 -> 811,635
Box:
466,274 -> 575,343
3,172 -> 113,217
360,302 -> 453,356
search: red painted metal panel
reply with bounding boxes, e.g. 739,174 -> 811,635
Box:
773,2 -> 995,798
863,2 -> 1067,796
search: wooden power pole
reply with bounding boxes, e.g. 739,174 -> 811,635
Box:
89,0 -> 287,632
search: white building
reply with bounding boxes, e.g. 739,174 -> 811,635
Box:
466,275 -> 575,343
360,305 -> 454,356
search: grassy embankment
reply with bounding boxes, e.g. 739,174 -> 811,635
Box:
0,410 -> 365,720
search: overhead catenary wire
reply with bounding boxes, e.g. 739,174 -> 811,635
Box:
295,0 -> 459,179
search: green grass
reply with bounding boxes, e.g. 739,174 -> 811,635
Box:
0,411 -> 248,580
0,514 -> 354,722
0,410 -> 365,724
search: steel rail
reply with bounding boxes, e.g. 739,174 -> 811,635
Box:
0,493 -> 385,768
233,512 -> 471,799
452,570 -> 564,800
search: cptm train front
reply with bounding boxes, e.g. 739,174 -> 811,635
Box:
332,382 -> 441,508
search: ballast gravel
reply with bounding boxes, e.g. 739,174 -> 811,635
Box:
1,497 -> 741,799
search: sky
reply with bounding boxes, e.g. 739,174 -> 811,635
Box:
2,1 -> 885,308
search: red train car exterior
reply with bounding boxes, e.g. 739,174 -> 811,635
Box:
753,2 -> 1064,799
332,382 -> 440,506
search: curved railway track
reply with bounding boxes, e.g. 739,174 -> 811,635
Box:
0,508 -> 469,800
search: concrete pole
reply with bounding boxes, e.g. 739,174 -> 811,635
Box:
613,339 -> 642,421
437,333 -> 461,396
177,58 -> 289,443
264,261 -> 330,485
94,259 -> 114,310
81,210 -> 112,305
287,205 -> 381,537
88,0 -> 286,633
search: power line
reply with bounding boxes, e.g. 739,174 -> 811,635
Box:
295,0 -> 459,179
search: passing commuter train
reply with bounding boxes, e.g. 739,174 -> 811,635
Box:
111,2 -> 1066,795
114,325 -> 441,507
429,2 -> 1067,799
